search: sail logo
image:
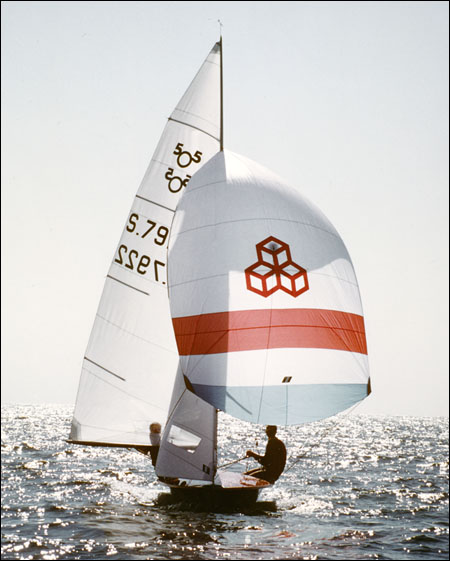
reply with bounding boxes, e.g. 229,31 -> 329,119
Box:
165,142 -> 203,193
245,237 -> 309,298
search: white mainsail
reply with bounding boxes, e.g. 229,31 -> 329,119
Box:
69,42 -> 221,447
168,150 -> 370,426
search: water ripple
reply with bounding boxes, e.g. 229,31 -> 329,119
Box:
1,405 -> 448,560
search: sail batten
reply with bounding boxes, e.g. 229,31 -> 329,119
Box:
105,275 -> 150,296
168,117 -> 220,141
83,357 -> 126,381
134,194 -> 174,213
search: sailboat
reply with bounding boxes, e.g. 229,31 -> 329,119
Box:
68,38 -> 370,507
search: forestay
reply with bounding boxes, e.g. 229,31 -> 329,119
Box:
168,150 -> 370,425
69,43 -> 221,447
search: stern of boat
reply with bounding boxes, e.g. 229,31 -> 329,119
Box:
160,470 -> 272,509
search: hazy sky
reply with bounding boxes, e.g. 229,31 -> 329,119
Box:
2,1 -> 449,417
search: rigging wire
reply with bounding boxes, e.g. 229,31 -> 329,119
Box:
216,399 -> 364,472
284,400 -> 363,473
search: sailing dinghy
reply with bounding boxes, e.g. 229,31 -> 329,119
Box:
68,38 -> 370,508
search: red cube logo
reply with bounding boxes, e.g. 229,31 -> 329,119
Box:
257,238 -> 291,268
245,263 -> 278,296
245,237 -> 309,298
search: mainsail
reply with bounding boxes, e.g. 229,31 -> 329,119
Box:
168,150 -> 370,426
69,42 -> 221,447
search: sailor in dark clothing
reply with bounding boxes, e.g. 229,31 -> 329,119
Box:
245,425 -> 286,484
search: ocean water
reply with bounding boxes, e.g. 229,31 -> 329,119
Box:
1,405 -> 448,560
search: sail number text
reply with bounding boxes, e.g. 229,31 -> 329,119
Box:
113,213 -> 169,283
114,245 -> 165,281
165,143 -> 203,193
125,213 -> 169,245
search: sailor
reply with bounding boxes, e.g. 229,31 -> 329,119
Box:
149,422 -> 161,466
245,425 -> 286,484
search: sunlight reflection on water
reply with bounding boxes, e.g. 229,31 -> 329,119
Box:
1,405 -> 448,560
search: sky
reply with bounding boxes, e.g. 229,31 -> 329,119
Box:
2,1 -> 449,417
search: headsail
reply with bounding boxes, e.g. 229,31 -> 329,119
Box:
155,365 -> 217,481
168,150 -> 370,425
69,42 -> 221,447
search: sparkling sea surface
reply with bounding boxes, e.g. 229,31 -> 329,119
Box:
1,404 -> 448,560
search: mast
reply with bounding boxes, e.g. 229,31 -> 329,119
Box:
216,28 -> 223,477
213,408 -> 218,477
220,34 -> 224,151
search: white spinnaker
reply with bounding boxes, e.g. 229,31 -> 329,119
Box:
168,150 -> 370,425
69,43 -> 220,446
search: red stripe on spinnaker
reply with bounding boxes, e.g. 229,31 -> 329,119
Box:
172,308 -> 367,356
